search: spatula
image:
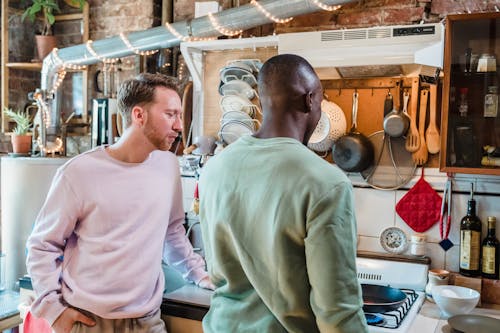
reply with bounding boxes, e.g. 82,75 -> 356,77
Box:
412,89 -> 429,165
426,83 -> 441,154
405,77 -> 420,153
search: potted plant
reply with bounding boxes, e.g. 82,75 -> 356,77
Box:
21,0 -> 87,60
3,107 -> 33,155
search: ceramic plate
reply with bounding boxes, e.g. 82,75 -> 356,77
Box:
379,227 -> 408,254
219,80 -> 257,100
219,120 -> 253,145
448,314 -> 500,333
219,95 -> 256,117
221,111 -> 258,131
220,64 -> 257,87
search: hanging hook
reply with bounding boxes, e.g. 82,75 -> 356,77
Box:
371,88 -> 374,96
338,87 -> 342,96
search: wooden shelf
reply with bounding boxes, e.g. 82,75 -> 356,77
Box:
6,62 -> 43,71
54,13 -> 84,21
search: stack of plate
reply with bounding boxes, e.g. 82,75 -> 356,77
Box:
218,59 -> 262,145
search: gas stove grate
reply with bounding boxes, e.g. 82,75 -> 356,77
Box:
365,289 -> 418,329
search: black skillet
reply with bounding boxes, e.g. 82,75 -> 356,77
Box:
361,284 -> 407,313
333,92 -> 374,172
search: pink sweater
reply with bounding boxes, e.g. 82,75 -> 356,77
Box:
26,146 -> 207,325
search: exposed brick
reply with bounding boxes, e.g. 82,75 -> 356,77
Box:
383,7 -> 425,24
337,8 -> 383,27
431,0 -> 493,16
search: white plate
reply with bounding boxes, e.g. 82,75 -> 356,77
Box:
221,111 -> 259,131
219,95 -> 257,117
220,80 -> 257,100
220,64 -> 257,87
219,120 -> 253,145
379,226 -> 408,254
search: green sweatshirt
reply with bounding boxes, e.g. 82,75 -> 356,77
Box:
199,135 -> 368,333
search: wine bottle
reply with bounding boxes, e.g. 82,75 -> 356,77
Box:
482,216 -> 499,279
459,186 -> 482,277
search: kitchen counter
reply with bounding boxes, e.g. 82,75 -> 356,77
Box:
410,300 -> 500,333
162,285 -> 500,332
162,284 -> 211,321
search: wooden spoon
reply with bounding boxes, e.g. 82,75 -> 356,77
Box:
405,77 -> 420,153
426,83 -> 441,154
412,89 -> 429,165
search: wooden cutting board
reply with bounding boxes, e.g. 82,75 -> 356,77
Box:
182,81 -> 193,148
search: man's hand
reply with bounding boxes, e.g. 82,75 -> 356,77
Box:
52,308 -> 96,333
197,276 -> 216,290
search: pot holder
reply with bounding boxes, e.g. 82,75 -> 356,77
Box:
395,168 -> 442,232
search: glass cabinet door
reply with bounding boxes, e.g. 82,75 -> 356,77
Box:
440,12 -> 500,175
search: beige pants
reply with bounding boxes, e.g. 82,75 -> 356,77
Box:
70,309 -> 167,333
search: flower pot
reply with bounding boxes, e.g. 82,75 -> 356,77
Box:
35,35 -> 57,61
11,134 -> 32,155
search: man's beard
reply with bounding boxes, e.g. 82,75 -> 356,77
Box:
143,122 -> 172,151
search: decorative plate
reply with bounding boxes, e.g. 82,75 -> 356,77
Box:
379,227 -> 408,254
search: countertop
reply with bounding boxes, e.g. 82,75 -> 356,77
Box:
412,300 -> 500,333
163,285 -> 500,332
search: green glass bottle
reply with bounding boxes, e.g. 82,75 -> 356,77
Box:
459,193 -> 482,277
482,217 -> 499,279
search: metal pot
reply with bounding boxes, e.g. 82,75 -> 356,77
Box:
333,92 -> 374,172
361,284 -> 407,313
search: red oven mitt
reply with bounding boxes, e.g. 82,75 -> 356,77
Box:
395,168 -> 442,232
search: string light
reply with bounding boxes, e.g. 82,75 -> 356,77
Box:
86,40 -> 120,64
207,12 -> 242,37
51,48 -> 86,70
37,137 -> 63,155
119,33 -> 159,56
178,60 -> 186,81
310,0 -> 342,11
49,70 -> 67,96
164,22 -> 217,42
250,0 -> 293,24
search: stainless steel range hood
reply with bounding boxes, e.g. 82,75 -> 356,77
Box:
278,23 -> 444,79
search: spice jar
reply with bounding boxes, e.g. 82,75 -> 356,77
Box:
410,234 -> 426,256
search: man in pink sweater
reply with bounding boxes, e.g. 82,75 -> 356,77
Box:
26,73 -> 213,333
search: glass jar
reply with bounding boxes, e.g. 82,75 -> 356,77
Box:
410,234 -> 426,256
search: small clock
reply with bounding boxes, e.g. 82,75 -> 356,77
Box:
379,227 -> 408,254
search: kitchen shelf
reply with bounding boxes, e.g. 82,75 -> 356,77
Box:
5,62 -> 43,71
439,12 -> 500,176
1,1 -> 90,132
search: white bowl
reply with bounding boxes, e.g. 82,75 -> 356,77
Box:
432,285 -> 480,318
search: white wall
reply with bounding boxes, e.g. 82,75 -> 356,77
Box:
181,167 -> 500,272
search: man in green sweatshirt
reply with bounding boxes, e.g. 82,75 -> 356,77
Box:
199,54 -> 368,333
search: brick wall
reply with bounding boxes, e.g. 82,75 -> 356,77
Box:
90,0 -> 157,40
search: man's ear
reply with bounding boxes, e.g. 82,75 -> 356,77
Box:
131,106 -> 146,126
304,91 -> 313,114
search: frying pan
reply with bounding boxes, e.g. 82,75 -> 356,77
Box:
361,284 -> 407,313
333,92 -> 374,172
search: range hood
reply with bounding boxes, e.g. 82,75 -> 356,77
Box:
278,23 -> 444,79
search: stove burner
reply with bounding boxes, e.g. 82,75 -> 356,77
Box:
364,289 -> 419,329
365,313 -> 384,325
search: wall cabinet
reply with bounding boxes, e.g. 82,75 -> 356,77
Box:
440,12 -> 500,175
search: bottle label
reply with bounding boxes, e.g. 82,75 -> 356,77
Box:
484,92 -> 498,117
482,246 -> 496,274
460,230 -> 481,270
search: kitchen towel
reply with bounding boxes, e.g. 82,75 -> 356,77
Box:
396,168 -> 442,232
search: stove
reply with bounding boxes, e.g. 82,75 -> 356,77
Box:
356,254 -> 429,333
